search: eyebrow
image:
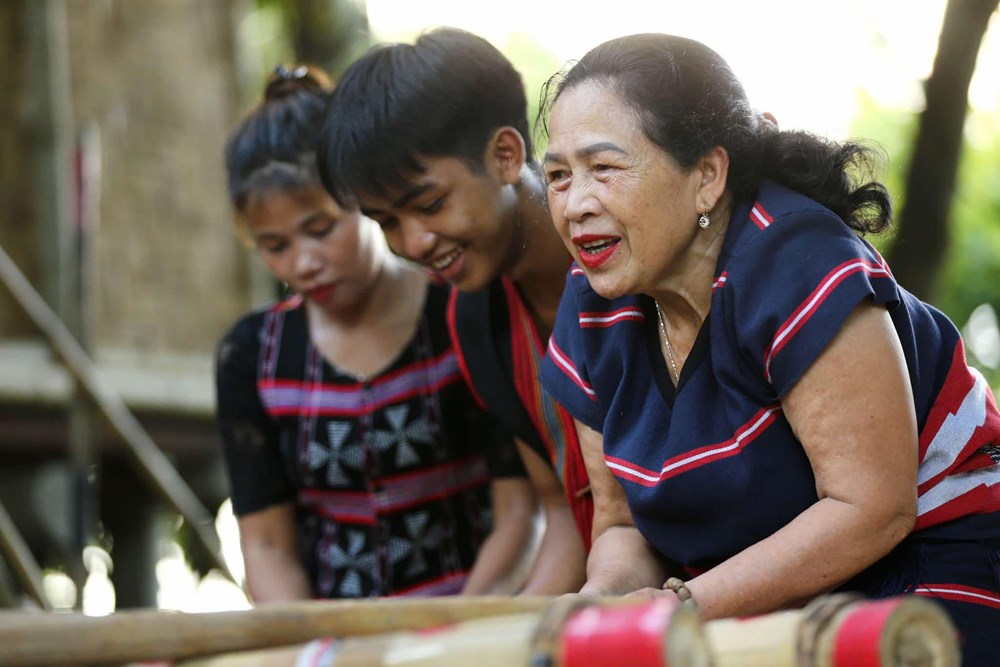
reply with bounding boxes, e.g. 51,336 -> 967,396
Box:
543,142 -> 628,164
294,211 -> 328,229
393,182 -> 437,208
361,181 -> 438,217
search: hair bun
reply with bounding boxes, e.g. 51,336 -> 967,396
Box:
263,64 -> 332,102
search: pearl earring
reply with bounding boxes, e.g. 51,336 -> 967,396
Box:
698,212 -> 711,229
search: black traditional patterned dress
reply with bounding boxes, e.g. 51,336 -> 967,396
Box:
216,283 -> 522,598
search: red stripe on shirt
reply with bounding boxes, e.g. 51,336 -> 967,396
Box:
914,583 -> 1000,610
604,406 -> 782,487
750,203 -> 774,229
579,307 -> 645,328
546,337 -> 597,399
765,259 -> 890,382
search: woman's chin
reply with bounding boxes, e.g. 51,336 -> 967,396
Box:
586,273 -> 632,301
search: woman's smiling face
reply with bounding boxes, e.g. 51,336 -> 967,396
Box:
544,81 -> 705,299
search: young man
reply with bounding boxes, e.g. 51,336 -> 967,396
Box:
317,28 -> 592,593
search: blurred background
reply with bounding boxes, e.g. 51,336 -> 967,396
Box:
0,0 -> 997,614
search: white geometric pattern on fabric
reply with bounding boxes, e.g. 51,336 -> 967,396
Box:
371,404 -> 434,467
401,511 -> 446,577
327,528 -> 378,597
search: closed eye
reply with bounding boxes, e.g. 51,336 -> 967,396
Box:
374,216 -> 398,231
417,196 -> 446,215
303,218 -> 335,238
258,240 -> 288,255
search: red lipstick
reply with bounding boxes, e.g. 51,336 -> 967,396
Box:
573,234 -> 620,270
306,284 -> 336,303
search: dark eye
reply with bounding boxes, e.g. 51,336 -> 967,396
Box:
418,197 -> 446,215
545,168 -> 570,190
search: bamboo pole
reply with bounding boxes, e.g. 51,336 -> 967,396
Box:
0,498 -> 51,610
0,241 -> 232,582
165,595 -> 964,667
0,597 -> 556,666
175,599 -> 710,667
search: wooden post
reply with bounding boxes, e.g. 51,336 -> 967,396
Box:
26,0 -> 97,600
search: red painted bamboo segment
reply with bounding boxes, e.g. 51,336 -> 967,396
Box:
559,599 -> 708,667
704,595 -> 959,667
823,597 -> 959,667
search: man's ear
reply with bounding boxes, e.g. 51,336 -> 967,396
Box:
486,126 -> 528,185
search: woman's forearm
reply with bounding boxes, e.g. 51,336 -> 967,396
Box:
688,496 -> 914,619
462,495 -> 540,595
580,525 -> 669,596
520,503 -> 587,594
242,541 -> 312,603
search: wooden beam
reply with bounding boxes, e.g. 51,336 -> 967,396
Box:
0,242 -> 232,582
0,498 -> 51,610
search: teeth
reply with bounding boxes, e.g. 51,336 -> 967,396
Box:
432,247 -> 462,270
581,239 -> 616,253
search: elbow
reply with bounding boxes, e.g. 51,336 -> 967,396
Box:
878,493 -> 917,551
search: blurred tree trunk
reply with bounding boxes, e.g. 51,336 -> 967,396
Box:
286,0 -> 370,75
887,0 -> 999,301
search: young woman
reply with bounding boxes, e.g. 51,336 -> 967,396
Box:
215,65 -> 535,601
538,33 -> 1000,664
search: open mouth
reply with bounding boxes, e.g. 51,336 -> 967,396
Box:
580,238 -> 618,255
575,236 -> 621,269
431,246 -> 464,271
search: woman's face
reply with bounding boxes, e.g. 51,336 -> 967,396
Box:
544,81 -> 704,299
243,183 -> 383,313
357,151 -> 522,295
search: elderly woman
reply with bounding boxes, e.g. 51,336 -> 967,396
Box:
538,33 -> 1000,664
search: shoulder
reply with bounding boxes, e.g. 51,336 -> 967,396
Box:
726,181 -> 850,256
217,297 -> 303,361
721,181 -> 885,284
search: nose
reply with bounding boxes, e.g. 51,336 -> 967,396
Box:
294,242 -> 324,280
562,178 -> 601,224
394,217 -> 438,263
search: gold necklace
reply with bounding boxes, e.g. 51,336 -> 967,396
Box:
654,301 -> 680,384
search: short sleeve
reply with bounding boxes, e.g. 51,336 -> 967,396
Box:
214,315 -> 295,516
727,211 -> 900,397
540,269 -> 606,433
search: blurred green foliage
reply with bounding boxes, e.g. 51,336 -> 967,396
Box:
852,92 -> 1000,385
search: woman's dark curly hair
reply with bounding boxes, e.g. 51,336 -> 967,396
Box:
538,34 -> 892,235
